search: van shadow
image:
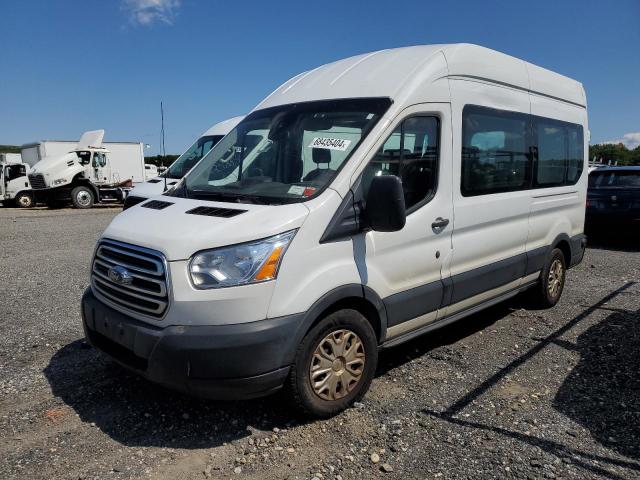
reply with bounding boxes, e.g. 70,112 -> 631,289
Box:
376,298 -> 517,375
553,306 -> 640,460
43,341 -> 307,449
586,226 -> 640,253
44,298 -> 520,449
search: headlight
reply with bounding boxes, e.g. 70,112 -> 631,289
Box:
189,230 -> 296,289
53,178 -> 67,185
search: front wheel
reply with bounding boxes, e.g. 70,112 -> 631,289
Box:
71,186 -> 94,209
15,191 -> 35,208
529,248 -> 566,308
288,309 -> 378,418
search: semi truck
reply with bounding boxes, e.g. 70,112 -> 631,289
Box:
26,131 -> 145,208
0,153 -> 35,207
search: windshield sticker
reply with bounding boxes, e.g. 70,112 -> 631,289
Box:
309,137 -> 352,151
288,185 -> 306,195
303,186 -> 317,197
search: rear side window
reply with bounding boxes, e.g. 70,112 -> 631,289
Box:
362,116 -> 439,211
589,171 -> 640,188
461,106 -> 530,196
535,119 -> 584,187
566,126 -> 584,184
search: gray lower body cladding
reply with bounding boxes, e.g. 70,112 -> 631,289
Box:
81,288 -> 301,400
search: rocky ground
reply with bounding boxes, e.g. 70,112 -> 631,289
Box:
0,206 -> 639,480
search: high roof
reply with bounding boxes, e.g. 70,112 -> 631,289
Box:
202,115 -> 244,137
256,44 -> 585,110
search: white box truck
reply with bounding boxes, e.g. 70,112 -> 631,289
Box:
25,131 -> 145,208
0,153 -> 35,207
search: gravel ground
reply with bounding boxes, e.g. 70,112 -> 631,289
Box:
1,206 -> 639,480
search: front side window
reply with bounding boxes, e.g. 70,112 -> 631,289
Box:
166,134 -> 224,179
0,165 -> 27,182
175,98 -> 391,204
362,116 -> 439,211
461,106 -> 530,196
6,164 -> 27,181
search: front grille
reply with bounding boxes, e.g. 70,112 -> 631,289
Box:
28,174 -> 46,189
91,239 -> 169,318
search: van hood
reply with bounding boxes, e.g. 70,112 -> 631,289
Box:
102,196 -> 310,261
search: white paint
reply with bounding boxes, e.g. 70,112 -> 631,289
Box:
95,44 -> 587,337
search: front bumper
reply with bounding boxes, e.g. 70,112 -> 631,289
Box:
81,288 -> 302,399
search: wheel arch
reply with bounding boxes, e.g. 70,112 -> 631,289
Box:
286,285 -> 388,365
72,174 -> 99,200
550,233 -> 572,267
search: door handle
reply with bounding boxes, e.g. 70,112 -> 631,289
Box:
431,217 -> 450,229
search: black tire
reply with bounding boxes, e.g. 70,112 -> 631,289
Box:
71,186 -> 94,209
288,309 -> 378,418
530,248 -> 566,308
15,191 -> 34,208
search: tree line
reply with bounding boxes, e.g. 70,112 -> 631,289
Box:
589,143 -> 640,166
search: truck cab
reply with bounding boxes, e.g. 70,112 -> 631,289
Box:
28,130 -> 133,208
0,161 -> 34,207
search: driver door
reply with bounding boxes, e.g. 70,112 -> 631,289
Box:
357,104 -> 453,339
92,152 -> 110,184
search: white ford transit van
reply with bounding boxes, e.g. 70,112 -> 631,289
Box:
123,116 -> 244,209
82,44 -> 588,417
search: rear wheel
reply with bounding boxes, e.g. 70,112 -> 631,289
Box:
530,248 -> 566,308
288,309 -> 377,418
71,186 -> 94,209
15,191 -> 34,208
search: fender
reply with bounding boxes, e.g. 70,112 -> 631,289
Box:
73,174 -> 100,201
281,283 -> 388,366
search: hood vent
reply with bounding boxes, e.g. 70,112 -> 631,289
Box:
142,200 -> 174,210
185,206 -> 247,218
147,179 -> 162,184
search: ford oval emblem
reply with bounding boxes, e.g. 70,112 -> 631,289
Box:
108,265 -> 133,285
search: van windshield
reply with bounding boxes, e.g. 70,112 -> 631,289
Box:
172,98 -> 391,204
165,135 -> 224,179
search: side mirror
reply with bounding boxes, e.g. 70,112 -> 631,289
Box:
365,175 -> 406,232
